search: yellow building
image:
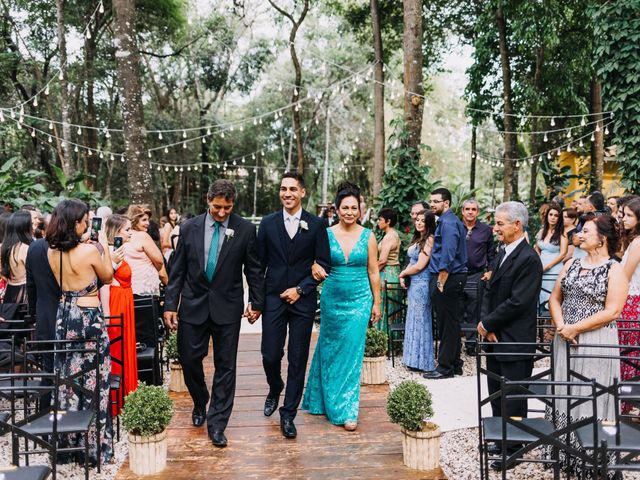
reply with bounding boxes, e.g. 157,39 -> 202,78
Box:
559,147 -> 624,204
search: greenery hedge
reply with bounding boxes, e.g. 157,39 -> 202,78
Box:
122,383 -> 174,437
165,332 -> 179,363
364,328 -> 388,357
387,380 -> 433,432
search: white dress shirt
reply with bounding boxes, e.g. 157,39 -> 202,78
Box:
500,235 -> 526,267
283,208 -> 302,239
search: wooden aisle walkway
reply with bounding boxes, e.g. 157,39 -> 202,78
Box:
115,333 -> 447,480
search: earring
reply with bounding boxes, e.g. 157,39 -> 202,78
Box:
599,242 -> 604,247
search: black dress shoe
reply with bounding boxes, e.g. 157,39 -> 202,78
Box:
422,370 -> 453,379
454,366 -> 463,376
406,366 -> 423,373
192,407 -> 206,427
281,418 -> 297,438
487,443 -> 502,455
209,429 -> 228,448
264,396 -> 279,417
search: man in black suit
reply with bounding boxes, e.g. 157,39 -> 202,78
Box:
257,172 -> 331,439
163,180 -> 264,448
477,201 -> 542,471
26,239 -> 60,346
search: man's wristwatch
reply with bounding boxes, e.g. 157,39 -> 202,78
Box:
295,286 -> 303,296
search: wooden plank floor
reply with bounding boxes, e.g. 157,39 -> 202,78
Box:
115,333 -> 446,480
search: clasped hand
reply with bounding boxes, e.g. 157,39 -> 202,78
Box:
477,322 -> 498,342
311,262 -> 328,282
557,324 -> 578,344
243,304 -> 262,324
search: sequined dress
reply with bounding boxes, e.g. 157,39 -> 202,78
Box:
302,228 -> 373,425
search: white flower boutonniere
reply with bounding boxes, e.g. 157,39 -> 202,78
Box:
225,228 -> 235,240
299,220 -> 309,231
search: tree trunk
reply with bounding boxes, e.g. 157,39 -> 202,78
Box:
323,103 -> 330,204
84,25 -> 99,189
55,0 -> 74,177
268,0 -> 309,174
371,0 -> 385,196
470,126 -> 477,190
529,47 -> 544,205
112,0 -> 153,207
496,6 -> 517,201
402,0 -> 423,154
590,76 -> 604,192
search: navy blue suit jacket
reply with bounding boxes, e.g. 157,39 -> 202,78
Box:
257,210 -> 331,315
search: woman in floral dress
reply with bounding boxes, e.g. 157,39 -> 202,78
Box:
46,199 -> 117,465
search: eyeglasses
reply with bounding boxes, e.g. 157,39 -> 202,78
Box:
429,200 -> 444,205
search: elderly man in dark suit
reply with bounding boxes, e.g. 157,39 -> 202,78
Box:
478,201 -> 542,471
164,179 -> 264,449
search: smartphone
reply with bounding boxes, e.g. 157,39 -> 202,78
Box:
113,236 -> 123,249
90,217 -> 102,242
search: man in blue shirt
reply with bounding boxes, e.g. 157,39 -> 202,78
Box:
423,188 -> 468,379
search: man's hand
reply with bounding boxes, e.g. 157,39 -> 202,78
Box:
243,303 -> 262,324
481,271 -> 492,282
280,287 -> 301,304
437,271 -> 449,292
163,311 -> 178,331
486,332 -> 498,342
477,321 -> 488,337
311,262 -> 328,282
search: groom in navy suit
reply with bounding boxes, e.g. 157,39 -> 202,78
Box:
257,171 -> 331,438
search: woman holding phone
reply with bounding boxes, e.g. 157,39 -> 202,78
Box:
101,214 -> 138,413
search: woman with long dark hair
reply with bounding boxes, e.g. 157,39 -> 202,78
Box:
619,198 -> 640,410
160,206 -> 179,260
303,182 -> 380,431
1,210 -> 34,303
399,209 -> 436,373
534,203 -> 568,307
0,211 -> 13,302
46,199 -> 115,464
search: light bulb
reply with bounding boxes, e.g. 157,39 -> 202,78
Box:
183,130 -> 187,138
45,85 -> 49,95
77,127 -> 81,135
221,131 -> 225,138
202,137 -> 206,143
58,70 -> 64,81
164,147 -> 169,153
581,116 -> 586,126
99,1 -> 104,13
49,121 -> 53,130
543,132 -> 548,142
590,133 -> 595,141
183,142 -> 187,149
148,151 -> 152,158
605,126 -> 609,135
595,123 -> 601,132
33,97 -> 38,107
74,145 -> 79,153
550,117 -> 555,127
207,128 -> 211,135
86,29 -> 91,40
158,132 -> 163,140
31,129 -> 36,137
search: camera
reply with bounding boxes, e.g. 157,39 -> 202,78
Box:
90,217 -> 102,242
113,236 -> 123,249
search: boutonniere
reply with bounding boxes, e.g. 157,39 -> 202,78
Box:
299,220 -> 309,231
225,228 -> 235,240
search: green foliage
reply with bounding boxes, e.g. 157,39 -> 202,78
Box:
386,380 -> 434,432
165,333 -> 179,363
364,328 -> 388,357
0,157 -> 48,206
122,383 -> 174,437
377,118 -> 439,231
593,0 -> 640,193
449,183 -> 481,217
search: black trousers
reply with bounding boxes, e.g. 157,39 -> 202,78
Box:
177,317 -> 241,432
486,356 -> 533,418
461,271 -> 484,348
261,304 -> 314,420
430,273 -> 467,375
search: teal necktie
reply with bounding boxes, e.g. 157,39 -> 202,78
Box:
205,222 -> 220,281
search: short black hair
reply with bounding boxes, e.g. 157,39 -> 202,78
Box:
588,191 -> 605,211
335,181 -> 361,210
282,171 -> 305,189
412,201 -> 429,210
431,187 -> 452,204
377,207 -> 397,227
207,179 -> 236,202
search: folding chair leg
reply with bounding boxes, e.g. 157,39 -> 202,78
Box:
85,432 -> 90,480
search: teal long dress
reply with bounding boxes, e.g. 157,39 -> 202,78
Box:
302,227 -> 373,425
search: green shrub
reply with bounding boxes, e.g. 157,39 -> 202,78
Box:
387,380 -> 434,431
364,328 -> 388,357
122,383 -> 174,437
165,332 -> 179,363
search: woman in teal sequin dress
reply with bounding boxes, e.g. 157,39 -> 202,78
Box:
302,183 -> 381,431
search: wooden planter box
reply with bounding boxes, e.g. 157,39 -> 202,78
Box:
361,356 -> 386,385
169,363 -> 188,392
128,430 -> 168,475
401,423 -> 441,471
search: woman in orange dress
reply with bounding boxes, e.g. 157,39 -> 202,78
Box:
102,214 -> 138,414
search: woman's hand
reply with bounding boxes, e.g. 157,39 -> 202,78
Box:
370,303 -> 381,324
112,246 -> 125,265
399,277 -> 406,289
98,230 -> 110,251
557,323 -> 578,344
311,262 -> 328,282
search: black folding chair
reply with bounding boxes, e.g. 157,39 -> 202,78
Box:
105,314 -> 124,441
383,282 -> 407,367
22,339 -> 103,478
0,465 -> 51,480
0,371 -> 80,480
134,296 -> 160,385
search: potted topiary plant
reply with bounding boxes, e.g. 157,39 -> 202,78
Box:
122,383 -> 174,475
387,380 -> 440,471
166,333 -> 187,392
361,328 -> 388,385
